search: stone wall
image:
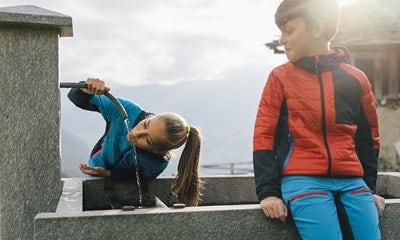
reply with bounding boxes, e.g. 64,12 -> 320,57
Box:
34,173 -> 400,240
0,5 -> 72,240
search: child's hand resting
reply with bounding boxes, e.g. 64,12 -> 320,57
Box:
79,164 -> 111,178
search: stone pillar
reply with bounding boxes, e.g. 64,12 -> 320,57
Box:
0,5 -> 72,240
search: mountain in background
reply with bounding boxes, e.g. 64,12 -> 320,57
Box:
60,67 -> 270,177
60,128 -> 88,178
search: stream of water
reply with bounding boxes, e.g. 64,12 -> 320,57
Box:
124,119 -> 143,207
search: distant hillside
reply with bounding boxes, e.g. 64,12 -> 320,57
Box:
60,127 -> 89,178
60,68 -> 269,177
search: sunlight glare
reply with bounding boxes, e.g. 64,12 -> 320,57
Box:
337,0 -> 359,6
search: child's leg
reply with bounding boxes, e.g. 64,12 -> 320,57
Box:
339,179 -> 381,240
282,176 -> 342,240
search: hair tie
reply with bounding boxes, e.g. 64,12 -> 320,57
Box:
186,125 -> 191,137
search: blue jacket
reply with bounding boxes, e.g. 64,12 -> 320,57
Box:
68,88 -> 168,181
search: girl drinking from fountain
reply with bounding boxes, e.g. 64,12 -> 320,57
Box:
68,78 -> 203,206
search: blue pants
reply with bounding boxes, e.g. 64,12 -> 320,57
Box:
281,176 -> 380,240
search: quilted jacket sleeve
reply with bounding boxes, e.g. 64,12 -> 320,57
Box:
253,70 -> 285,201
68,87 -> 99,112
355,73 -> 380,192
67,87 -> 117,122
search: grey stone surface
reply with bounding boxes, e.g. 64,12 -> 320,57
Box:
34,174 -> 400,240
81,176 -> 259,209
35,205 -> 301,240
0,5 -> 72,240
0,5 -> 72,37
379,199 -> 400,240
34,202 -> 400,240
151,175 -> 259,206
81,173 -> 400,208
376,172 -> 400,198
56,179 -> 82,213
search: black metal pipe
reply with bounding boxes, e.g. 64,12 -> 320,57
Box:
60,82 -> 88,89
59,82 -> 128,120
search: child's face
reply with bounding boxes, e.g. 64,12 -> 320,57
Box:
127,116 -> 167,152
279,16 -> 316,62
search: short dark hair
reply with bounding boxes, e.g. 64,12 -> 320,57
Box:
275,0 -> 340,40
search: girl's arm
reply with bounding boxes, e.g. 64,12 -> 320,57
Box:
67,78 -> 110,112
79,164 -> 137,181
68,78 -> 140,122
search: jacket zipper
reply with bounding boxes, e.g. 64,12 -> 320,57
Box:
315,60 -> 332,174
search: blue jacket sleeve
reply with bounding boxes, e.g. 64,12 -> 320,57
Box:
67,88 -> 99,112
68,88 -> 143,123
67,88 -> 117,121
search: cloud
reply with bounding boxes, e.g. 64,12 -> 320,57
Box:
1,0 -> 282,85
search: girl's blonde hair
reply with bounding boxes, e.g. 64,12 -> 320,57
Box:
153,112 -> 203,206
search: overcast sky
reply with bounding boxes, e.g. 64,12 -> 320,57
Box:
1,0 -> 356,86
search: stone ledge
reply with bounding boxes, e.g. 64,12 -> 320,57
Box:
0,5 -> 72,37
34,201 -> 400,240
35,173 -> 400,240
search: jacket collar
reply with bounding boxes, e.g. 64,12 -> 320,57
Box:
293,47 -> 351,74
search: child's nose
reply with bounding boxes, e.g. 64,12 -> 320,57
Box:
129,129 -> 146,138
279,36 -> 285,45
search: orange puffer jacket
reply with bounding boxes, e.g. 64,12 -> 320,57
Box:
253,48 -> 379,201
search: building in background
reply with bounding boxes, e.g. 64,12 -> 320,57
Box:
334,0 -> 400,104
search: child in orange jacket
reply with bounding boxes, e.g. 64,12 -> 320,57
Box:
253,1 -> 385,239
